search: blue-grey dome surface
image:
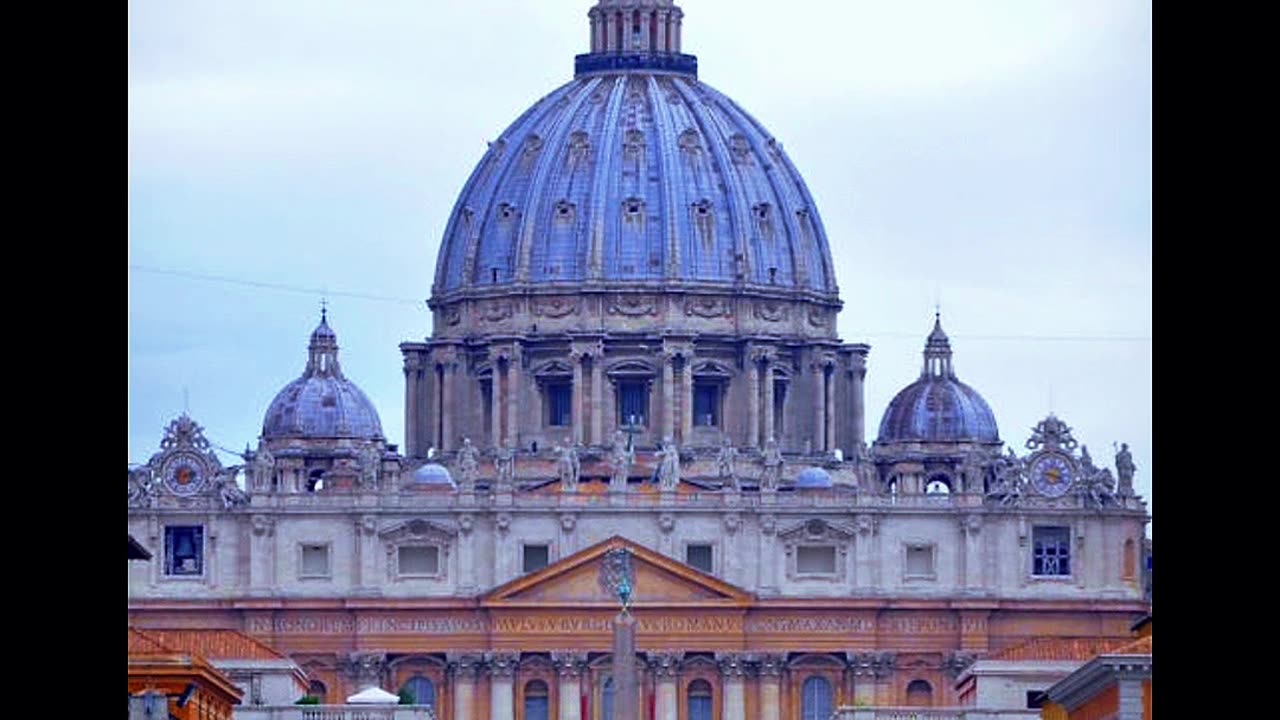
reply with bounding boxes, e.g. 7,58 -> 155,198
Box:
877,315 -> 1000,444
431,73 -> 838,299
877,378 -> 1000,444
262,315 -> 384,441
412,463 -> 456,487
794,467 -> 833,489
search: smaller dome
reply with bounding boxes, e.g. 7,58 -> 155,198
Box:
794,467 -> 833,489
412,463 -> 456,488
262,312 -> 384,441
878,315 -> 1000,444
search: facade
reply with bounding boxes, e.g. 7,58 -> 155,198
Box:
127,2 -> 1151,719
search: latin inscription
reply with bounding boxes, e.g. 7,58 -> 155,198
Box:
880,616 -> 959,634
747,615 -> 876,634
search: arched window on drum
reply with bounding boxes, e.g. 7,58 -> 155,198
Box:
524,679 -> 550,720
687,679 -> 712,720
399,675 -> 436,708
801,676 -> 833,720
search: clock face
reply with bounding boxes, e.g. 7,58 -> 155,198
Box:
1031,453 -> 1075,498
163,454 -> 207,496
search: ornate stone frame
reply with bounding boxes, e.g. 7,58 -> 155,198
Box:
780,519 -> 854,582
380,519 -> 455,582
532,360 -> 575,430
901,539 -> 937,582
680,538 -> 718,576
161,523 -> 207,582
520,539 -> 556,574
297,540 -> 333,580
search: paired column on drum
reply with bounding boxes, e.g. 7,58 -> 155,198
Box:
717,654 -> 748,720
552,652 -> 587,720
487,343 -> 524,450
648,653 -> 681,720
487,652 -> 520,720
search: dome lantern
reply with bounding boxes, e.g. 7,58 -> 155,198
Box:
579,0 -> 695,78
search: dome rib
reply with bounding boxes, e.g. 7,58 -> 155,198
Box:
646,74 -> 682,281
587,76 -> 629,282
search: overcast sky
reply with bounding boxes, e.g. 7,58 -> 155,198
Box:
128,0 -> 1151,522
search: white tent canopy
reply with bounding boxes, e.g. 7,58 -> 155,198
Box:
346,686 -> 400,704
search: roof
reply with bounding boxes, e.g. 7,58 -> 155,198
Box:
129,628 -> 177,655
1105,635 -> 1152,655
134,629 -> 290,661
987,637 -> 1129,663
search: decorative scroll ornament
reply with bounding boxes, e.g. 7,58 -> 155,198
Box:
807,306 -> 829,328
754,300 -> 789,322
147,414 -> 224,500
128,466 -> 156,508
1025,414 -> 1078,452
532,297 -> 579,318
985,448 -> 1027,507
685,296 -> 731,318
609,294 -> 658,316
479,302 -> 514,322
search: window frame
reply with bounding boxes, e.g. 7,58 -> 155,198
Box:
617,379 -> 650,428
903,541 -> 937,581
545,381 -> 573,428
691,381 -> 722,428
396,544 -> 443,579
1031,525 -> 1073,579
298,541 -> 333,580
794,544 -> 839,578
522,542 -> 553,574
683,541 -> 716,575
163,525 -> 205,578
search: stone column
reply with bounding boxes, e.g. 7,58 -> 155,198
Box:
655,10 -> 668,52
762,361 -> 775,443
847,653 -> 877,706
758,514 -> 778,595
848,346 -> 869,449
717,654 -> 748,720
346,652 -> 387,695
812,362 -> 825,453
449,654 -> 481,720
353,514 -> 377,593
490,356 -> 503,449
960,514 -> 982,590
459,513 -> 477,594
824,366 -> 836,453
638,11 -> 651,51
649,653 -> 681,720
757,654 -> 785,720
553,652 -> 587,720
591,348 -> 605,446
507,345 -> 522,450
249,514 -> 275,592
440,351 -> 457,452
680,354 -> 693,444
487,652 -> 519,720
573,351 -> 586,445
605,12 -> 616,52
746,356 -> 760,448
662,351 -> 675,441
404,352 -> 420,458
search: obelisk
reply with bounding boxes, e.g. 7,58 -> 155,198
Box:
601,547 -> 639,720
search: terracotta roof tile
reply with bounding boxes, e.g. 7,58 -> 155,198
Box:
1107,635 -> 1152,655
987,637 -> 1128,662
128,628 -> 177,655
136,629 -> 288,661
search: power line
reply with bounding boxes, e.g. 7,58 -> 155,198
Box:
129,264 -> 1150,343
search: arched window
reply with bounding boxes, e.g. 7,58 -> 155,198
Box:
801,676 -> 833,720
925,474 -> 952,494
399,676 -> 436,708
525,679 -> 550,720
601,677 -> 614,720
1123,538 -> 1137,580
687,679 -> 713,720
307,680 -> 327,703
906,679 -> 933,707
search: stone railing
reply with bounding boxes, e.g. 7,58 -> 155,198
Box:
831,707 -> 1040,720
236,705 -> 436,720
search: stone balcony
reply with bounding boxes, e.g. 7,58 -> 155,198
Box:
831,708 -> 1039,720
236,706 -> 436,720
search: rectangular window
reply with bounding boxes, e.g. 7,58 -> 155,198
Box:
1032,526 -> 1071,577
523,544 -> 550,573
905,544 -> 935,578
164,526 -> 203,576
796,545 -> 837,575
618,381 -> 648,427
693,383 -> 719,427
398,545 -> 440,576
547,382 -> 572,427
686,543 -> 714,573
481,379 -> 494,442
300,544 -> 331,578
773,380 -> 787,434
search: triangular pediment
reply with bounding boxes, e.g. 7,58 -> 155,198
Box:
482,536 -> 753,607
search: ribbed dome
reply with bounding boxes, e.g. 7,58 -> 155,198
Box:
412,463 -> 456,488
431,2 -> 837,301
877,316 -> 1000,444
262,313 -> 384,441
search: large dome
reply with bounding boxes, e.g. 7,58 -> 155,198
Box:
877,316 -> 1000,444
430,2 -> 837,304
262,313 -> 384,441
